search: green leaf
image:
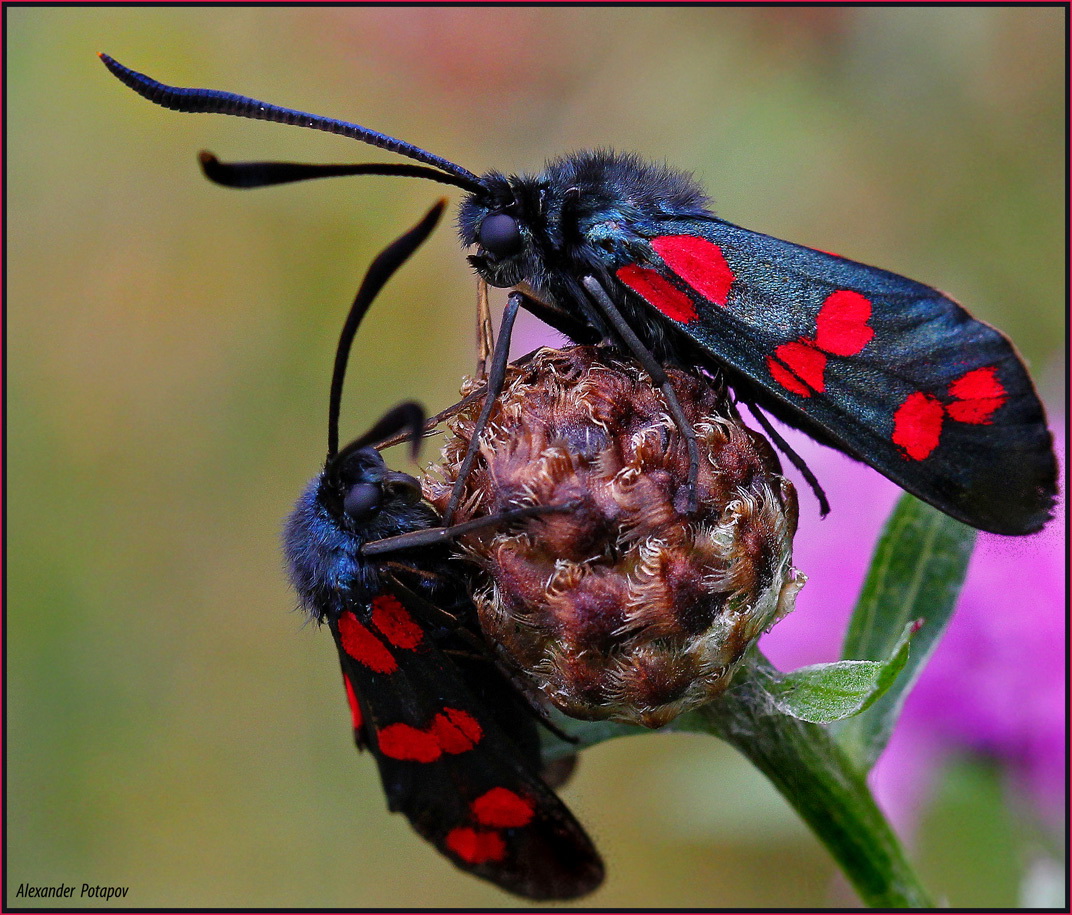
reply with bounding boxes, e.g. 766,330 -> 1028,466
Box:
767,622 -> 915,723
833,493 -> 976,770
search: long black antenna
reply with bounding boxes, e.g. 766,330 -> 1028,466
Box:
99,54 -> 484,193
332,401 -> 426,474
327,199 -> 446,459
198,151 -> 472,191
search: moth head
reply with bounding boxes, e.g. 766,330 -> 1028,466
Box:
322,444 -> 423,532
459,173 -> 547,290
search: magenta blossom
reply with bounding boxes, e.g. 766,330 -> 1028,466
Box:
760,423 -> 1065,837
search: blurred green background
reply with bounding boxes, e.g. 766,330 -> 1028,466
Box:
8,7 -> 1064,908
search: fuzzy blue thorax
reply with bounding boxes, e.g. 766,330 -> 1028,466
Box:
282,449 -> 439,623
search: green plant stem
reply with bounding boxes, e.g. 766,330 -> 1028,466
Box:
694,655 -> 934,908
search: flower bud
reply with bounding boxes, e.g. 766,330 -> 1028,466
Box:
424,345 -> 804,728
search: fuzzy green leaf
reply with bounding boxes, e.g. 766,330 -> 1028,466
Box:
767,622 -> 915,723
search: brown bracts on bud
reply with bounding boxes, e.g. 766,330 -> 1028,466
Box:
425,346 -> 805,728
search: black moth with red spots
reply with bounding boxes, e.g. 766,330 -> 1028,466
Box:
457,155 -> 1057,535
281,203 -> 603,900
102,53 -> 1057,535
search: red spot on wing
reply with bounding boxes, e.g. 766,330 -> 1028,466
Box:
892,366 -> 1008,461
617,264 -> 697,323
651,235 -> 734,307
948,366 -> 1005,401
768,341 -> 827,397
371,594 -> 423,650
338,611 -> 397,674
813,290 -> 874,356
471,787 -> 536,829
945,367 -> 1007,424
432,708 -> 483,754
892,392 -> 945,461
377,722 -> 443,762
445,827 -> 508,864
768,290 -> 873,397
375,707 -> 482,762
946,399 -> 1004,424
342,673 -> 362,731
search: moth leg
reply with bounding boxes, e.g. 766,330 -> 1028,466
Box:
376,559 -> 444,588
449,279 -> 595,505
475,278 -> 495,378
443,290 -> 523,524
742,398 -> 831,517
374,352 -> 547,452
581,275 -> 701,514
511,280 -> 602,343
365,501 -> 578,555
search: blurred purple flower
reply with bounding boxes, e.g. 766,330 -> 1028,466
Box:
874,481 -> 1066,837
759,421 -> 1065,838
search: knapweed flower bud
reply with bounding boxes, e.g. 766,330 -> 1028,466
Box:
424,345 -> 804,728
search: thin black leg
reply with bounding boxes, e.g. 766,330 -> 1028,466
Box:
363,501 -> 577,556
443,288 -> 523,524
580,276 -> 700,514
743,399 -> 831,517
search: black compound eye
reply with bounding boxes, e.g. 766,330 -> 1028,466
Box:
478,212 -> 523,257
343,482 -> 382,521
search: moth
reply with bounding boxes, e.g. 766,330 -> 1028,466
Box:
281,201 -> 602,899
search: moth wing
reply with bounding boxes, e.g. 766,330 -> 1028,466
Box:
618,219 -> 1056,534
328,585 -> 603,900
